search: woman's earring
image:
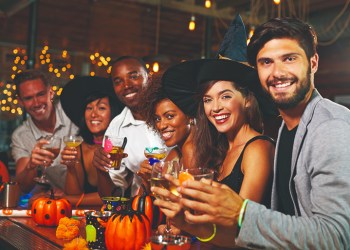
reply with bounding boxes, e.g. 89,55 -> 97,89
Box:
189,119 -> 195,125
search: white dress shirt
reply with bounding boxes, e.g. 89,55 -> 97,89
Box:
105,107 -> 166,197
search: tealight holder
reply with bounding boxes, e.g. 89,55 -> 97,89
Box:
101,197 -> 130,213
85,210 -> 112,249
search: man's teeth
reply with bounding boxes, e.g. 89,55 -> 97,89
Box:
215,115 -> 229,120
125,93 -> 136,98
275,82 -> 291,88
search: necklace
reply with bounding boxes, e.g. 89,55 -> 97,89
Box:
93,139 -> 102,145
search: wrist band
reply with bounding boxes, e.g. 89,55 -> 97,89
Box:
238,199 -> 249,229
75,193 -> 85,208
196,224 -> 216,242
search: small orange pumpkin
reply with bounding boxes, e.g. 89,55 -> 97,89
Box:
105,210 -> 151,250
31,189 -> 72,226
2,209 -> 13,215
132,185 -> 165,229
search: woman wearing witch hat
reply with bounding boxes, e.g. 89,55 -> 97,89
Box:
152,15 -> 277,243
59,76 -> 124,207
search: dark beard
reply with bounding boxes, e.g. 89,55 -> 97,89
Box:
270,68 -> 312,110
276,80 -> 310,110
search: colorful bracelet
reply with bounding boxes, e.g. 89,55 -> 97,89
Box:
196,224 -> 216,242
238,199 -> 249,229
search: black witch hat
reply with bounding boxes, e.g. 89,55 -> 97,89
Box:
60,76 -> 124,127
162,14 -> 277,117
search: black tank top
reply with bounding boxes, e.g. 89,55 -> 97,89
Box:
79,144 -> 98,194
219,135 -> 275,207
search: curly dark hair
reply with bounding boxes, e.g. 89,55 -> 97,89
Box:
139,74 -> 168,133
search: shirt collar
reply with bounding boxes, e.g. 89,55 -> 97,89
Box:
27,103 -> 65,140
120,107 -> 145,127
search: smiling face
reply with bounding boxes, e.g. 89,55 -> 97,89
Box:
154,98 -> 191,147
85,97 -> 111,137
203,81 -> 247,134
256,38 -> 318,110
18,78 -> 55,125
111,58 -> 148,109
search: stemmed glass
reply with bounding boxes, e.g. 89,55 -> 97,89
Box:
63,135 -> 83,164
144,147 -> 167,165
33,136 -> 62,185
63,135 -> 83,148
151,161 -> 180,235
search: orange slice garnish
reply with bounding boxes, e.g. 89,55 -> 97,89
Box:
179,171 -> 194,185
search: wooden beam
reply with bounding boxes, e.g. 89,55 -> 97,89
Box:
130,0 -> 240,20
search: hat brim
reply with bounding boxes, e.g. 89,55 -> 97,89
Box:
60,76 -> 124,127
162,59 -> 277,117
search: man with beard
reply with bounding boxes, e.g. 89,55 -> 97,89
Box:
92,56 -> 165,198
11,70 -> 78,194
167,18 -> 350,248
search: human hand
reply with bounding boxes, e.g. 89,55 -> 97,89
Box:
137,160 -> 152,182
60,146 -> 78,167
29,138 -> 55,169
157,224 -> 181,235
151,175 -> 186,230
177,179 -> 244,228
92,146 -> 128,172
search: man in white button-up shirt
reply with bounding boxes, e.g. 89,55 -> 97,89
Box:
93,56 -> 165,197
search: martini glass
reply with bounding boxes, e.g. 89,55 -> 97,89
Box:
63,135 -> 83,164
144,147 -> 167,165
63,135 -> 83,148
34,136 -> 62,185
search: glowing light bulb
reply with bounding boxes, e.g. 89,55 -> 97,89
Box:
189,15 -> 196,31
152,62 -> 159,73
205,0 -> 211,8
273,0 -> 281,4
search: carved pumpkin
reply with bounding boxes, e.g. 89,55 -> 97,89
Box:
31,190 -> 72,226
105,210 -> 151,250
2,209 -> 13,215
132,192 -> 165,229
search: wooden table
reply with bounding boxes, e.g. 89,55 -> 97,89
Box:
0,215 -> 216,249
0,216 -> 86,249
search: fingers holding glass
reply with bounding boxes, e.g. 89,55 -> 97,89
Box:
103,135 -> 125,170
33,136 -> 61,185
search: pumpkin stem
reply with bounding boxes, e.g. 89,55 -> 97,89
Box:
49,188 -> 55,199
140,183 -> 148,195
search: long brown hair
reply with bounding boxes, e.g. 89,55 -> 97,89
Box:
193,80 -> 263,176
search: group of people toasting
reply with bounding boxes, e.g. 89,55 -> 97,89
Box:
11,15 -> 350,249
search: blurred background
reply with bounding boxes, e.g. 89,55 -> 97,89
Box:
0,0 -> 349,167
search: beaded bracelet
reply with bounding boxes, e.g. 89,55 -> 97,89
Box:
196,224 -> 217,242
238,199 -> 249,229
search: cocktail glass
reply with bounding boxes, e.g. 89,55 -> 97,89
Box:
63,135 -> 83,148
151,161 -> 180,235
144,147 -> 167,165
103,135 -> 124,170
63,135 -> 83,164
33,136 -> 62,185
179,167 -> 214,215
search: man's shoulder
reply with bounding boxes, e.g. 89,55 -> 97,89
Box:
11,120 -> 31,139
313,98 -> 350,122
